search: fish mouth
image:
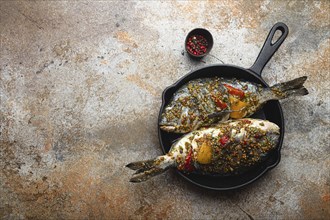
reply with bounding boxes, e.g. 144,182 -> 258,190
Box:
159,125 -> 176,132
159,121 -> 179,132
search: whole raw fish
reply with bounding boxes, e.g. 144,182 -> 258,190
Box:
127,118 -> 280,182
160,76 -> 307,133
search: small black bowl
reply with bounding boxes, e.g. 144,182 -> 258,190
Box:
185,28 -> 213,59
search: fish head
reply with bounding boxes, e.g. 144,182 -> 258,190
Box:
248,119 -> 280,134
244,118 -> 280,145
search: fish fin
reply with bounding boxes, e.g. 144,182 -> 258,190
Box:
207,109 -> 248,120
206,110 -> 233,122
126,156 -> 174,182
207,110 -> 231,119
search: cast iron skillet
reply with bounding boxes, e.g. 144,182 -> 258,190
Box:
158,22 -> 289,190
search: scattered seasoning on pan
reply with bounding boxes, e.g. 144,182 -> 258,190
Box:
186,35 -> 208,56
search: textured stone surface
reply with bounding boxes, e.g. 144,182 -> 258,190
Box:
0,0 -> 329,219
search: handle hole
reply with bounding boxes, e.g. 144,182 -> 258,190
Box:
271,29 -> 283,45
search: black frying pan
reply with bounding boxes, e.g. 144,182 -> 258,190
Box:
158,22 -> 289,190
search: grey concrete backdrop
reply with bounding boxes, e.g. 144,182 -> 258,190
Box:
1,0 -> 329,219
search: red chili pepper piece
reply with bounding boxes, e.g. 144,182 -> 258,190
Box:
212,95 -> 228,109
219,135 -> 229,146
215,99 -> 228,109
241,119 -> 251,124
184,148 -> 194,172
223,84 -> 245,98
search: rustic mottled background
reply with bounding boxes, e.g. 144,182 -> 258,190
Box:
1,0 -> 329,219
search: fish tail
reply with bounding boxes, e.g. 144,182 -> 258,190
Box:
272,76 -> 307,92
126,156 -> 174,182
260,76 -> 308,101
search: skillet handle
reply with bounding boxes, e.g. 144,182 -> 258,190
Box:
249,22 -> 289,76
